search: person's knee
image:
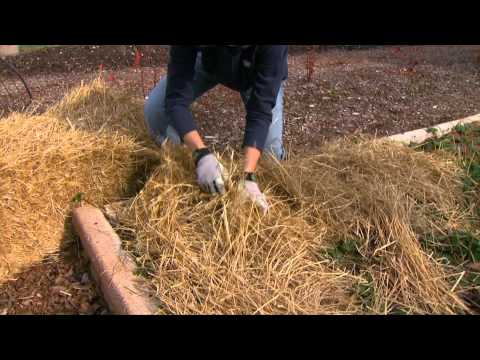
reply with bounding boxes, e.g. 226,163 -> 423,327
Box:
143,99 -> 157,137
264,140 -> 286,161
144,95 -> 159,124
144,86 -> 167,139
144,80 -> 167,120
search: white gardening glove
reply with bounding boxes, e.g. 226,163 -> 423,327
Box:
195,149 -> 226,195
239,173 -> 269,215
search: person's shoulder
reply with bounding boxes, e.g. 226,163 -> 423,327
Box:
170,45 -> 199,52
256,45 -> 288,51
256,45 -> 288,56
169,46 -> 199,60
255,46 -> 288,64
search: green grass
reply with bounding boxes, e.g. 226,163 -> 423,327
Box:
424,231 -> 480,265
18,45 -> 58,53
416,122 -> 480,195
414,122 -> 480,299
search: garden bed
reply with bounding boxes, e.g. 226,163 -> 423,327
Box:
1,45 -> 480,314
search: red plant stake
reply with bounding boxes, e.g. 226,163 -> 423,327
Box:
306,50 -> 316,83
134,48 -> 142,68
108,72 -> 117,85
390,46 -> 420,75
133,48 -> 146,98
141,69 -> 146,98
153,67 -> 158,91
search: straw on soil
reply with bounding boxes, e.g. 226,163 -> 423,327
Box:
118,146 -> 361,315
118,139 -> 472,314
46,78 -> 148,140
1,77 -> 474,314
263,140 -> 470,314
0,79 -> 156,283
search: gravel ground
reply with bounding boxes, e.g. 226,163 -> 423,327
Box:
1,44 -> 479,315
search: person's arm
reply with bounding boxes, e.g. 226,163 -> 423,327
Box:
244,147 -> 262,173
165,46 -> 204,150
165,46 -> 225,194
243,45 -> 288,172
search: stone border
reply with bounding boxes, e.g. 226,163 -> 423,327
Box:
386,113 -> 480,145
72,205 -> 156,315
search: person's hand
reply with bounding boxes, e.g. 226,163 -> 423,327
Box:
196,153 -> 227,195
239,177 -> 269,215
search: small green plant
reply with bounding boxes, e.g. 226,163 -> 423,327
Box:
418,134 -> 456,153
356,272 -> 375,311
71,192 -> 85,204
464,163 -> 480,193
455,123 -> 467,134
390,307 -> 409,315
428,231 -> 480,265
468,163 -> 480,183
325,238 -> 365,279
326,238 -> 362,262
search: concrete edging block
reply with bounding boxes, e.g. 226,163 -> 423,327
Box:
72,206 -> 156,315
386,113 -> 480,145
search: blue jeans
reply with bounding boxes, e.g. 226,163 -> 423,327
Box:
144,58 -> 286,160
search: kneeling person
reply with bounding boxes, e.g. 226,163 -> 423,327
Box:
144,45 -> 288,213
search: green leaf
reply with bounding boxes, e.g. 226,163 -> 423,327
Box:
72,192 -> 85,204
454,123 -> 467,134
468,164 -> 480,182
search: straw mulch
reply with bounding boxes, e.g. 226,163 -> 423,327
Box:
0,79 -> 156,283
118,140 -> 473,314
46,78 -> 147,139
1,78 -> 474,314
263,140 -> 470,314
